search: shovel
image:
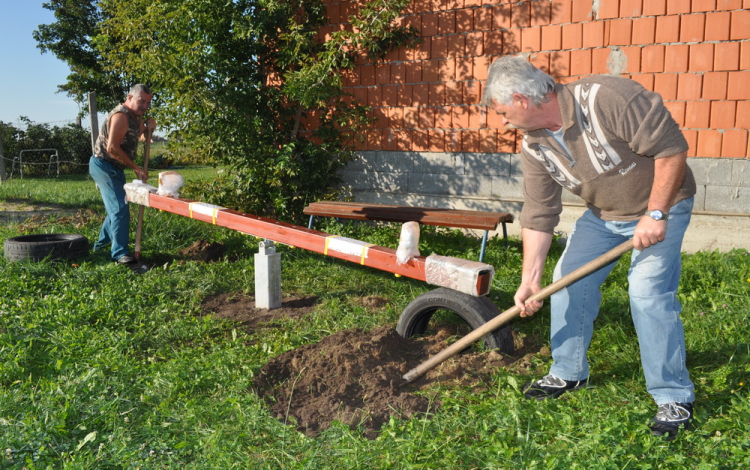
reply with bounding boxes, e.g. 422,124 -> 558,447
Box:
134,127 -> 152,260
402,239 -> 634,383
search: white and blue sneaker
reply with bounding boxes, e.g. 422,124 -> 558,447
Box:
649,402 -> 693,440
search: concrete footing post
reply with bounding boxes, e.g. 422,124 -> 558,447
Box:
255,240 -> 282,310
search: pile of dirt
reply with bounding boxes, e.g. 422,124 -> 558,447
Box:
201,292 -> 549,439
179,239 -> 227,262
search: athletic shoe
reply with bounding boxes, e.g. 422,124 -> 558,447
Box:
522,374 -> 589,400
649,402 -> 693,441
116,255 -> 139,265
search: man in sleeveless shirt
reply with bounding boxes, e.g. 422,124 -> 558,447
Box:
89,84 -> 156,266
482,56 -> 696,440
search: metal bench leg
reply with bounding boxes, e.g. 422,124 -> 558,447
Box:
479,230 -> 488,262
503,222 -> 508,248
307,215 -> 315,229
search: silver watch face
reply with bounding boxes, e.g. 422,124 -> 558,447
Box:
648,210 -> 665,221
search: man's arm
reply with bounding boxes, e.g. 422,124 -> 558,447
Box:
106,113 -> 148,182
633,151 -> 687,250
514,227 -> 553,317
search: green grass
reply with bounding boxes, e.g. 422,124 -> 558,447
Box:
0,171 -> 748,469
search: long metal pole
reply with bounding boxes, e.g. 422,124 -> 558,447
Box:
402,239 -> 635,383
134,129 -> 152,260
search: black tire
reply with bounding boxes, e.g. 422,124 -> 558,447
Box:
396,287 -> 514,354
4,234 -> 89,263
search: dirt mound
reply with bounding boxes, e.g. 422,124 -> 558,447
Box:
179,239 -> 227,262
201,291 -> 548,439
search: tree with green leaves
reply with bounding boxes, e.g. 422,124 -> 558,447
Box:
36,0 -> 419,222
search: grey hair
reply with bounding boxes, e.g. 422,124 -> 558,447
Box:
481,56 -> 555,107
128,83 -> 152,96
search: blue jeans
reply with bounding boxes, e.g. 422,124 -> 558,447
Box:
89,156 -> 131,261
548,197 -> 695,405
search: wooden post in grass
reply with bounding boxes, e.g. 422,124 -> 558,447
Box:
0,122 -> 6,182
88,92 -> 99,153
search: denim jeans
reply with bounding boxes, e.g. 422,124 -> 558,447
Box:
89,156 -> 131,261
548,197 -> 695,405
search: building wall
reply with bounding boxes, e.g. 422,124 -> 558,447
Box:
317,0 -> 750,248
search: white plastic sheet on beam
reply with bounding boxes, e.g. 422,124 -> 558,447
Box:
424,255 -> 495,296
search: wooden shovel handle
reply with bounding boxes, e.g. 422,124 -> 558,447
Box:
134,128 -> 153,260
402,238 -> 634,384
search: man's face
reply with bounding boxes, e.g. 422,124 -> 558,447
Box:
125,91 -> 152,117
491,94 -> 543,132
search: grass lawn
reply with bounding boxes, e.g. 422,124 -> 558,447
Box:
0,169 -> 748,469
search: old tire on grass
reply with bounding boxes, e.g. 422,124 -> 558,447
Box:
4,234 -> 89,263
396,287 -> 514,354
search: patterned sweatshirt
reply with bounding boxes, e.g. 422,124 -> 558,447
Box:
519,75 -> 696,234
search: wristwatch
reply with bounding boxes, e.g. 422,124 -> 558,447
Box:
646,209 -> 667,221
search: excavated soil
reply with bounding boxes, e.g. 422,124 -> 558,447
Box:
200,292 -> 549,440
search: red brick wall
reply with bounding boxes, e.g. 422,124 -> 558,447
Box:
318,0 -> 750,159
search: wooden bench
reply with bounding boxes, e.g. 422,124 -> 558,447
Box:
303,201 -> 514,262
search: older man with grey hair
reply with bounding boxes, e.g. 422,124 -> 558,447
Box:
482,56 -> 697,440
89,84 -> 156,268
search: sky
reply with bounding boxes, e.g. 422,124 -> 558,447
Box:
0,1 -> 84,127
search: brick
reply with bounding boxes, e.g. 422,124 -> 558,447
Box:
452,106 -> 470,128
728,71 -> 750,99
462,80 -> 482,106
431,36 -> 448,59
492,4 -> 512,30
654,73 -> 679,100
376,64 -> 390,85
391,64 -> 406,84
461,130 -> 479,152
475,6 -> 492,31
394,129 -> 413,151
608,19 -> 633,46
473,56 -> 492,81
542,24 -> 563,51
368,86 -> 382,107
412,129 -> 430,152
621,46 -> 641,74
530,52 -> 551,74
735,100 -> 750,130
742,41 -> 750,70
438,11 -> 456,35
403,106 -> 419,127
717,0 -> 743,10
680,14 -> 705,42
591,48 -> 610,74
692,0 -> 717,12
405,62 -> 422,83
360,65 -> 376,86
710,101 -> 737,129
703,72 -> 729,100
440,58 -> 456,82
366,129 -> 384,151
382,86 -> 398,107
597,0 -> 620,19
562,23 -> 584,49
486,105 -> 505,129
531,0 -> 552,26
663,46 -> 689,74
682,129 -> 698,156
705,12 -> 732,41
722,130 -> 749,158
730,10 -> 750,40
423,60 -> 440,82
714,42 -> 741,71
552,50 -> 572,76
479,128 -> 497,153
685,100 -> 711,128
447,34 -> 465,58
418,106 -> 436,128
522,27 -> 542,52
503,28 -> 522,54
697,130 -> 723,157
414,84 -> 429,105
498,129 -> 517,153
643,0 -> 667,15
429,83 -> 446,106
573,0 -> 594,22
688,43 -> 714,72
642,45 -> 665,73
631,73 -> 654,91
456,9 -> 474,33
664,100 -> 686,127
372,107 -> 388,129
632,17 -> 656,43
469,105 -> 486,128
429,130 -> 446,152
677,73 -> 703,100
571,49 -> 593,76
583,21 -> 606,47
445,80 -> 462,105
445,129 -> 461,153
619,0 -> 643,17
667,0 -> 691,14
422,12 -> 439,36
512,1 -> 531,28
388,106 -> 405,128
655,15 -> 680,43
483,29 -> 503,56
466,31 -> 484,57
398,86 -> 414,107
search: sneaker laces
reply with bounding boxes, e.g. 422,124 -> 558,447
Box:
655,403 -> 691,423
537,374 -> 567,388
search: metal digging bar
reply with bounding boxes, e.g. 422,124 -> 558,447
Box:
402,239 -> 635,384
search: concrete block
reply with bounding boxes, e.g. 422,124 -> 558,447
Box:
255,240 -> 281,310
731,159 -> 750,188
692,184 -> 707,211
373,171 -> 409,193
413,152 -> 460,174
704,185 -> 750,213
688,157 -> 732,186
349,152 -> 378,172
409,173 -> 492,197
377,151 -> 415,173
508,154 -> 523,178
491,175 -> 524,200
463,153 -> 511,177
